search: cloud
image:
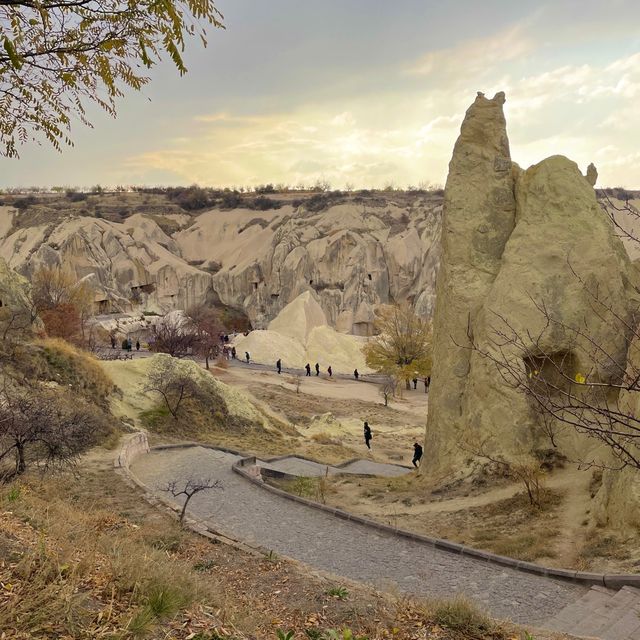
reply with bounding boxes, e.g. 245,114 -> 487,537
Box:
405,25 -> 535,78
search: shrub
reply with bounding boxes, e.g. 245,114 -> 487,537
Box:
65,190 -> 88,202
220,191 -> 242,209
249,195 -> 283,211
428,596 -> 498,636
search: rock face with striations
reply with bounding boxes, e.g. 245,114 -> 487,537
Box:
426,92 -> 637,484
0,196 -> 442,334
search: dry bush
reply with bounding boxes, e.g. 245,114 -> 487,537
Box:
423,596 -> 503,638
311,432 -> 340,446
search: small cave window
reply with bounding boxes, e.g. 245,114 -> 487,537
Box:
524,351 -> 577,391
271,293 -> 279,299
309,279 -> 313,285
252,282 -> 259,290
0,299 -> 3,308
367,273 -> 372,281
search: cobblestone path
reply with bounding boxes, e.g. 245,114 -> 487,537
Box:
131,446 -> 586,626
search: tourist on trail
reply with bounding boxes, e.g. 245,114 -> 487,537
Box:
315,362 -> 320,376
245,351 -> 250,363
424,376 -> 431,393
412,377 -> 418,390
363,421 -> 372,449
327,366 -> 332,377
231,346 -> 237,359
126,337 -> 132,351
305,363 -> 311,377
354,368 -> 359,380
136,340 -> 140,351
276,359 -> 282,374
412,442 -> 423,468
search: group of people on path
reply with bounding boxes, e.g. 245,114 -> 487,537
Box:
276,359 -> 332,378
363,421 -> 423,468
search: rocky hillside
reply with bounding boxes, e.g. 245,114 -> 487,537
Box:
0,189 -> 443,334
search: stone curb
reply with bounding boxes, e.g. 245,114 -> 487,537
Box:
230,455 -> 640,589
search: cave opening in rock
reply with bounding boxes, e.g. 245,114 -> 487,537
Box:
523,351 -> 578,392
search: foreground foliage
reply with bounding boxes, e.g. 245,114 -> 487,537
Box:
1,0 -> 224,157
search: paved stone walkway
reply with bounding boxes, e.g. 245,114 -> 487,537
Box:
257,456 -> 408,477
131,446 -> 587,626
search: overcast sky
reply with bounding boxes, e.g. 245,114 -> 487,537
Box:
1,0 -> 639,189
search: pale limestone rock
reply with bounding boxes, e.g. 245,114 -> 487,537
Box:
427,92 -> 635,479
585,162 -> 598,187
426,92 -> 517,468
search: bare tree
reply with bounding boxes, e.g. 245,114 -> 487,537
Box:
150,313 -> 198,358
187,305 -> 224,370
144,356 -> 203,420
164,477 -> 222,523
379,374 -> 397,407
460,432 -> 546,507
470,282 -> 640,471
0,384 -> 106,478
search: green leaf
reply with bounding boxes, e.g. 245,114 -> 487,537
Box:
3,37 -> 22,70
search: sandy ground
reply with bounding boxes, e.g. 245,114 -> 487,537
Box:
214,362 -> 428,465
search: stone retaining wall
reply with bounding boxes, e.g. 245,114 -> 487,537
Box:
114,431 -> 150,470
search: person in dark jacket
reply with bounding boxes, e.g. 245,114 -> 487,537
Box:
424,376 -> 431,393
412,442 -> 423,468
327,366 -> 332,377
354,368 -> 359,380
315,362 -> 320,376
412,377 -> 418,389
245,351 -> 250,363
136,339 -> 140,351
231,346 -> 237,359
305,363 -> 311,376
363,421 -> 372,449
276,358 -> 282,374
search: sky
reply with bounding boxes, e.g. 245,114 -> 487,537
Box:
1,0 -> 639,189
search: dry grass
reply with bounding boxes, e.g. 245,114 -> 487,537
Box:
0,454 -> 536,640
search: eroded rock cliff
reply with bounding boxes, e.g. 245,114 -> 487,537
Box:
0,194 -> 442,334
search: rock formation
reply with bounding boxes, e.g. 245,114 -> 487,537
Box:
232,291 -> 371,374
0,196 -> 442,334
427,92 -> 637,484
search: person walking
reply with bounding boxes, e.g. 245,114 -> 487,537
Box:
231,346 -> 237,359
424,376 -> 431,393
412,442 -> 423,468
305,363 -> 311,377
126,337 -> 132,351
315,362 -> 320,376
245,351 -> 250,363
276,358 -> 282,374
136,339 -> 140,351
412,377 -> 418,390
363,421 -> 372,449
327,365 -> 332,377
354,368 -> 359,380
